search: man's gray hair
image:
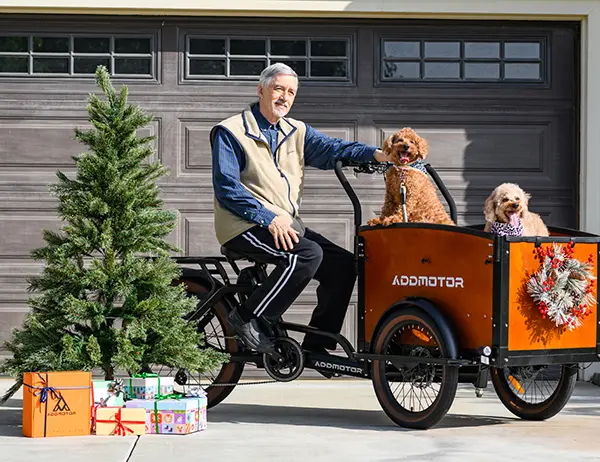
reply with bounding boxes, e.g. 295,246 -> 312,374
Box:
259,62 -> 298,88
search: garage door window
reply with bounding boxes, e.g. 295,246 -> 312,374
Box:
380,39 -> 544,82
185,36 -> 350,81
0,35 -> 155,78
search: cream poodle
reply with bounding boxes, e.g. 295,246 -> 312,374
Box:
484,183 -> 549,237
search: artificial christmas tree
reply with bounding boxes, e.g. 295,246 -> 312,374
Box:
0,66 -> 227,403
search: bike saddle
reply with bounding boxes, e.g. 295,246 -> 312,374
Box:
220,246 -> 247,261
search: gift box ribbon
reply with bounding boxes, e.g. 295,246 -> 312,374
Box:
90,379 -> 126,432
96,408 -> 145,436
23,372 -> 91,437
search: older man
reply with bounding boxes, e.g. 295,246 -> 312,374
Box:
210,62 -> 391,360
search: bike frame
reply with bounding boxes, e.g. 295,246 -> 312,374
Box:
172,160 -> 471,380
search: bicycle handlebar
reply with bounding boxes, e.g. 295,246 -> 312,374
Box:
334,160 -> 363,234
424,163 -> 458,224
333,160 -> 458,231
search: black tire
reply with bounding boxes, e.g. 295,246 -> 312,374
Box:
175,277 -> 245,409
490,363 -> 577,420
370,307 -> 459,430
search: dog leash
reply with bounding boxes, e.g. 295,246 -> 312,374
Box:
397,166 -> 408,223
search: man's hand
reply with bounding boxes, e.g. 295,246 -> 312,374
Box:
374,149 -> 394,163
268,215 -> 300,251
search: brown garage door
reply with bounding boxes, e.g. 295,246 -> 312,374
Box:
0,15 -> 579,356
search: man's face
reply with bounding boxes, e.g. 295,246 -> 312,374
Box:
258,74 -> 298,120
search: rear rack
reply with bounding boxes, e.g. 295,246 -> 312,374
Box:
172,255 -> 236,286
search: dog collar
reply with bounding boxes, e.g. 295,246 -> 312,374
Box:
397,159 -> 427,173
490,221 -> 524,237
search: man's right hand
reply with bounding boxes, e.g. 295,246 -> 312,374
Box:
268,215 -> 300,251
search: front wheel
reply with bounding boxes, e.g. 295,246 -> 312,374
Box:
370,307 -> 459,429
490,363 -> 577,420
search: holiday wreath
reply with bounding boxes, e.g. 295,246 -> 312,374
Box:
527,242 -> 596,331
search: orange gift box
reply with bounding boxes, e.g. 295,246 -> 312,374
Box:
95,407 -> 146,436
22,371 -> 92,438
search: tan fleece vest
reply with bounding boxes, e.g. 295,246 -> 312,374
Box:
212,105 -> 307,245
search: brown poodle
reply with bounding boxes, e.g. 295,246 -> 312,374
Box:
368,127 -> 455,227
483,183 -> 549,236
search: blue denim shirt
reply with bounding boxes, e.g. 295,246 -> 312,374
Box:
212,103 -> 378,228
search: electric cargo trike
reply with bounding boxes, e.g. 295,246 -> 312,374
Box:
165,160 -> 600,430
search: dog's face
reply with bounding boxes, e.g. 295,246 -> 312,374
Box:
484,183 -> 531,226
382,127 -> 429,166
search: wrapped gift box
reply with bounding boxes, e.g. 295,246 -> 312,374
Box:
22,371 -> 92,438
125,374 -> 174,400
125,395 -> 207,435
95,407 -> 146,436
92,379 -> 125,407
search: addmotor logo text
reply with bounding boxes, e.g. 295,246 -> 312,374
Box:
392,274 -> 464,288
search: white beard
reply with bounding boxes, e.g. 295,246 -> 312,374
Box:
272,103 -> 289,118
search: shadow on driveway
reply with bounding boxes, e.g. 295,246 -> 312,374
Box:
0,398 -> 22,438
208,403 -> 518,431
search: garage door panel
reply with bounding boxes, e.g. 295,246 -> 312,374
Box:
302,122 -> 357,142
385,125 -> 546,172
0,310 -> 27,347
178,119 -> 217,175
0,214 -> 61,259
175,118 -> 362,178
180,212 -> 221,257
299,216 -> 352,250
0,118 -> 159,176
0,119 -> 88,168
0,276 -> 28,303
180,210 -> 352,257
375,115 -> 573,194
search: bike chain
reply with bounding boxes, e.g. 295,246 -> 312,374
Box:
194,335 -> 278,388
197,379 -> 277,388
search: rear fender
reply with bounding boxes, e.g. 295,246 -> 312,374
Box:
370,297 -> 458,359
172,267 -> 238,321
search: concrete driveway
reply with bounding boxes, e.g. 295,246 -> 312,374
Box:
1,378 -> 600,462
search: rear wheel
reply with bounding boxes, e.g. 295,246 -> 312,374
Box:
151,276 -> 245,408
371,307 -> 459,429
491,363 -> 577,420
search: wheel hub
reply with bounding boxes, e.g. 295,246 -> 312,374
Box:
407,346 -> 435,388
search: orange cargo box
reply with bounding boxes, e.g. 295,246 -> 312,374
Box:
22,371 -> 92,438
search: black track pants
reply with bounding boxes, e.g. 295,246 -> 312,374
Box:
223,226 -> 357,350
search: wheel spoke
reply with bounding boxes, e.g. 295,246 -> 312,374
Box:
502,365 -> 561,405
382,322 -> 448,414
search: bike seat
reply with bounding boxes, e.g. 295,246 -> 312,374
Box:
220,246 -> 248,261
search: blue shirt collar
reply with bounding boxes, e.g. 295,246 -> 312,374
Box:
251,103 -> 281,132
